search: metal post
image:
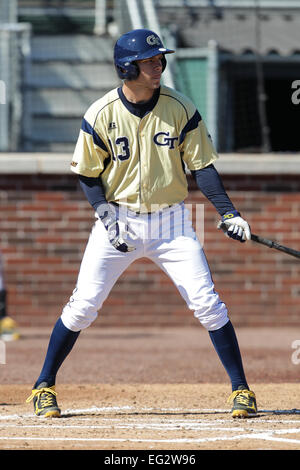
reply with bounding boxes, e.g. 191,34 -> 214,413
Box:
254,0 -> 271,153
0,29 -> 10,151
142,0 -> 175,88
0,0 -> 17,23
207,40 -> 219,150
94,0 -> 107,35
20,24 -> 32,150
126,0 -> 144,29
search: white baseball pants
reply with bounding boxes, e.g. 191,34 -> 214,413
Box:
61,203 -> 228,332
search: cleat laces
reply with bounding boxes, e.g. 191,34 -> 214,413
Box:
26,386 -> 57,407
227,389 -> 255,405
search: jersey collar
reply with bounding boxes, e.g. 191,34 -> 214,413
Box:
117,86 -> 160,118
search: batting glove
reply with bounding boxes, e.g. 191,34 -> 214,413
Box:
97,203 -> 136,253
218,210 -> 251,243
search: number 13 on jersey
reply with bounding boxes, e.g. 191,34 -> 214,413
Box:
109,137 -> 131,161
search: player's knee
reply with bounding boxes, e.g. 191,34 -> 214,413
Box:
60,286 -> 104,331
61,302 -> 99,331
193,302 -> 229,331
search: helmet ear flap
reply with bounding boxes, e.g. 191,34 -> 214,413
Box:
127,62 -> 140,80
115,62 -> 140,80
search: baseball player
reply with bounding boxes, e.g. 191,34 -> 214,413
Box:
0,250 -> 20,341
27,29 -> 257,419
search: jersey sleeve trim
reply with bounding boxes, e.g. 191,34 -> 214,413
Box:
81,118 -> 108,152
179,110 -> 202,144
160,92 -> 189,120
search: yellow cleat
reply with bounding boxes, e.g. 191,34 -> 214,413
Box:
228,387 -> 257,418
0,316 -> 20,341
26,382 -> 61,418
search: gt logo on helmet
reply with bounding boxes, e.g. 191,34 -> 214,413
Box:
146,35 -> 161,46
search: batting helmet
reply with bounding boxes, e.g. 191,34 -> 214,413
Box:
114,29 -> 175,80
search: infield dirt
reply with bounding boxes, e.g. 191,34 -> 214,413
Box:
0,326 -> 299,451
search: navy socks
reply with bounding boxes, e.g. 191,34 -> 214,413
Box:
34,317 -> 247,392
209,320 -> 249,391
35,318 -> 80,388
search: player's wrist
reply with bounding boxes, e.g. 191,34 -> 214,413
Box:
96,203 -> 136,253
221,210 -> 241,222
96,203 -> 116,226
219,210 -> 251,243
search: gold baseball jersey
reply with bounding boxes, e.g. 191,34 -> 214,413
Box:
71,85 -> 219,213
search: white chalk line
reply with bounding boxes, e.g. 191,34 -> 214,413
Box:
0,433 -> 300,445
0,406 -> 299,446
1,416 -> 300,429
0,423 -> 264,432
1,421 -> 299,434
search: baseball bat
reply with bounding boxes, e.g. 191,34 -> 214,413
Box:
219,223 -> 300,259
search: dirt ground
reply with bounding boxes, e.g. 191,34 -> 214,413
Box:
0,325 -> 299,452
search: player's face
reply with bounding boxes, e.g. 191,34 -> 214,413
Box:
135,54 -> 164,90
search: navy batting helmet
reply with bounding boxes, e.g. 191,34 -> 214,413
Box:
114,29 -> 175,80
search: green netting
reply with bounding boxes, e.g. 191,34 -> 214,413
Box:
174,57 -> 208,122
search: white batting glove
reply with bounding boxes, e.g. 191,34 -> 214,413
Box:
97,203 -> 136,253
218,210 -> 251,243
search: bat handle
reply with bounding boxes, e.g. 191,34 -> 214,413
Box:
250,233 -> 274,248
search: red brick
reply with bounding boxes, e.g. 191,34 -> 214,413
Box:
35,192 -> 66,201
1,173 -> 300,327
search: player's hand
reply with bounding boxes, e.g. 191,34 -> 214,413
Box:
97,203 -> 136,253
218,210 -> 251,243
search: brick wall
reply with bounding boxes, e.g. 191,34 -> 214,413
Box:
0,173 -> 299,327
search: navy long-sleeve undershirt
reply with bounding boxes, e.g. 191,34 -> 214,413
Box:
79,175 -> 107,211
191,164 -> 235,215
79,164 -> 235,216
